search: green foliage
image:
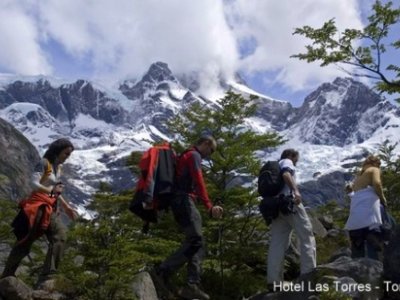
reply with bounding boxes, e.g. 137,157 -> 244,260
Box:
378,140 -> 400,217
126,151 -> 144,176
292,0 -> 400,99
0,199 -> 18,245
59,191 -> 180,300
167,91 -> 284,298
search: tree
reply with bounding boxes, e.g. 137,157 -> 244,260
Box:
292,0 -> 400,99
378,141 -> 400,215
59,91 -> 284,299
167,91 -> 284,298
58,190 -> 181,300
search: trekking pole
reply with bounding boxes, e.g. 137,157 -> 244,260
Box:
214,197 -> 225,295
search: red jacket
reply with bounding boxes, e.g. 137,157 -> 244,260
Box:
18,192 -> 57,243
176,147 -> 212,210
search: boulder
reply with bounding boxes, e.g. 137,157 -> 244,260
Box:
0,118 -> 41,201
318,215 -> 334,230
131,271 -> 158,300
383,225 -> 400,299
0,276 -> 32,300
305,208 -> 328,238
316,256 -> 383,300
31,290 -> 66,300
328,247 -> 351,263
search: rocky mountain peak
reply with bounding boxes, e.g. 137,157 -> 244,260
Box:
119,61 -> 178,101
144,61 -> 176,83
287,77 -> 397,146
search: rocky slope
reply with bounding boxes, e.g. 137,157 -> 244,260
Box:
0,118 -> 40,201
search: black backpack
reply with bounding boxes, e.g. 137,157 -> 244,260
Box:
257,160 -> 284,197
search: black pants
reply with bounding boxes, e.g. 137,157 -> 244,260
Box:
2,209 -> 66,278
349,227 -> 382,260
160,193 -> 204,284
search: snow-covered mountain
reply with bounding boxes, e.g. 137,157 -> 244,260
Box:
0,62 -> 399,209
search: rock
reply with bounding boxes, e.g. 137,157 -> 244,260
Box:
0,118 -> 41,201
248,286 -> 317,300
31,290 -> 66,300
316,256 -> 383,300
326,228 -> 341,237
131,271 -> 158,300
328,247 -> 351,263
305,208 -> 328,238
35,279 -> 57,293
333,276 -> 359,298
0,276 -> 33,300
383,225 -> 400,299
318,215 -> 334,230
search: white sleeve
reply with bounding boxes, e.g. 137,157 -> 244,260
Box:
279,159 -> 295,175
30,159 -> 47,190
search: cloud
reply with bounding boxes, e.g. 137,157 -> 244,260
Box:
0,0 -> 366,95
0,1 -> 52,75
37,0 -> 239,89
227,0 -> 364,91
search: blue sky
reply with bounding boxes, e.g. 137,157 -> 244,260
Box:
0,0 -> 398,107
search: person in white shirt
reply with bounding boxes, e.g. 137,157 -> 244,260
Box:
1,138 -> 77,281
267,149 -> 316,288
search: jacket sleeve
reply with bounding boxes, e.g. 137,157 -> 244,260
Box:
142,148 -> 159,202
188,151 -> 212,210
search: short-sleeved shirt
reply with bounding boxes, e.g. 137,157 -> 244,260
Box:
31,158 -> 61,191
279,158 -> 296,196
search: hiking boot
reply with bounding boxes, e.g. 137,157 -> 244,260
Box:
149,267 -> 175,299
178,283 -> 210,300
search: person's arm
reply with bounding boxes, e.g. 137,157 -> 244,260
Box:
59,194 -> 78,220
371,167 -> 387,206
282,170 -> 302,204
188,151 -> 213,210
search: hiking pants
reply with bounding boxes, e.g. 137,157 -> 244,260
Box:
267,203 -> 316,284
160,193 -> 204,284
349,227 -> 382,260
1,209 -> 66,278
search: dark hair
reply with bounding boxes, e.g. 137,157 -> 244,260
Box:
43,138 -> 74,163
195,135 -> 216,146
280,148 -> 299,160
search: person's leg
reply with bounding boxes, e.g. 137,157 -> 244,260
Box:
267,214 -> 292,284
1,241 -> 34,278
41,213 -> 66,276
160,197 -> 204,279
159,194 -> 199,275
183,200 -> 204,285
1,207 -> 45,278
290,204 -> 316,275
365,229 -> 383,260
349,228 -> 366,258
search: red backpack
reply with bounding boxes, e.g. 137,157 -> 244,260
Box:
129,142 -> 176,225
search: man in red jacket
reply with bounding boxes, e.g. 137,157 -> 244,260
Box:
151,136 -> 223,300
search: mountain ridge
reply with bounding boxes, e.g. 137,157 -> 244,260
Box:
0,61 -> 399,208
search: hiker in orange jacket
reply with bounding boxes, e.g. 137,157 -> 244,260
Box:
1,138 -> 78,280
